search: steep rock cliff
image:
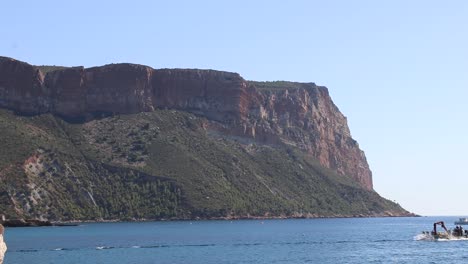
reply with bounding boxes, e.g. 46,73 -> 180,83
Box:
0,56 -> 372,190
0,57 -> 48,114
244,84 -> 373,189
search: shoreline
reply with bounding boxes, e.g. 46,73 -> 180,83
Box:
1,212 -> 420,227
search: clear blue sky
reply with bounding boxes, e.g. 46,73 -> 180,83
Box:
2,0 -> 467,216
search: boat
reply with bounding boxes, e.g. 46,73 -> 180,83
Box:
455,218 -> 468,225
418,221 -> 468,240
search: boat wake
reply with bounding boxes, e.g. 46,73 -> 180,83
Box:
414,233 -> 468,241
414,233 -> 432,241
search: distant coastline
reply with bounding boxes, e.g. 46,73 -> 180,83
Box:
2,212 -> 419,227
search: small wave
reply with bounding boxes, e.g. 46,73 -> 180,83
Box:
182,244 -> 216,247
233,242 -> 263,247
17,249 -> 38,252
52,247 -> 75,251
372,239 -> 406,243
140,245 -> 169,249
139,243 -> 216,249
96,246 -> 114,250
333,240 -> 357,244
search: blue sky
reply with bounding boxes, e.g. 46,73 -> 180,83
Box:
2,0 -> 467,215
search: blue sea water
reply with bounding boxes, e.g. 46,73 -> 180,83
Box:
3,216 -> 468,264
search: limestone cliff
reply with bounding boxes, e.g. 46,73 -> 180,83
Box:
0,57 -> 48,114
0,56 -> 372,190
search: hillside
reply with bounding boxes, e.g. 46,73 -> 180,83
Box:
0,57 -> 412,221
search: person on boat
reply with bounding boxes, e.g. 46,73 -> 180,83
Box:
455,226 -> 464,236
0,224 -> 6,264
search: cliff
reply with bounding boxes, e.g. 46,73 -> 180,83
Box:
0,56 -> 372,190
0,56 -> 410,221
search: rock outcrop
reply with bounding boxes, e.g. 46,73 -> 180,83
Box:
0,56 -> 373,190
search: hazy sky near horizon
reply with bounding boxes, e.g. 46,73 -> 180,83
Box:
2,0 -> 467,216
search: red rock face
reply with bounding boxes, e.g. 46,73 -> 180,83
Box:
43,64 -> 156,119
0,57 -> 48,114
211,83 -> 373,190
0,57 -> 373,190
151,69 -> 249,121
85,64 -> 155,115
45,67 -> 87,117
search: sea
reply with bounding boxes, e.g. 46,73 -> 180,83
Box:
3,216 -> 468,264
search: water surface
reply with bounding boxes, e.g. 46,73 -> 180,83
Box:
4,216 -> 467,263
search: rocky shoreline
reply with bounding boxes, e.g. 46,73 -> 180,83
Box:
1,212 -> 419,227
1,219 -> 78,228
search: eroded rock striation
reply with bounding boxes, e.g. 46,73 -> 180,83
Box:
0,56 -> 372,190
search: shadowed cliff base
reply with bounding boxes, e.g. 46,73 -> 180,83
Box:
0,57 -> 413,221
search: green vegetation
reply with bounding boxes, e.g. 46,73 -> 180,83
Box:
35,65 -> 69,74
249,81 -> 317,91
0,109 -> 409,221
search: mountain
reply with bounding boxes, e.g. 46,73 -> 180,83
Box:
0,56 -> 412,221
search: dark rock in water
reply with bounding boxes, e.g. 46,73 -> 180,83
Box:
1,219 -> 52,227
0,219 -> 78,227
51,222 -> 79,227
